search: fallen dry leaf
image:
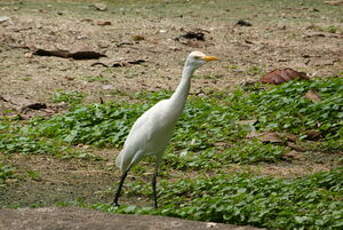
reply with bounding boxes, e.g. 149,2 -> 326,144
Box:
167,28 -> 212,48
132,35 -> 145,41
235,19 -> 252,27
304,90 -> 321,102
96,20 -> 111,26
176,29 -> 208,42
91,59 -> 146,68
180,31 -> 205,40
287,142 -> 306,152
33,49 -> 68,58
21,103 -> 47,113
258,132 -> 283,143
283,133 -> 298,142
112,59 -> 146,67
247,131 -> 284,143
260,68 -> 309,85
305,129 -> 322,140
33,48 -> 106,60
304,32 -> 343,39
325,0 -> 343,6
282,150 -> 304,160
115,41 -> 134,47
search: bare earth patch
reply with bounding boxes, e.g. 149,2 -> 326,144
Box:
0,153 -> 116,207
0,207 -> 263,230
1,0 -> 342,110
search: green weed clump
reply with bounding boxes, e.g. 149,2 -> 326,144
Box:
0,163 -> 15,185
26,90 -> 286,164
1,77 -> 342,228
29,103 -> 147,147
51,90 -> 85,105
165,140 -> 285,170
2,77 -> 340,162
0,77 -> 340,170
239,78 -> 342,141
0,120 -> 59,155
92,168 -> 343,230
0,133 -> 59,155
0,121 -> 89,157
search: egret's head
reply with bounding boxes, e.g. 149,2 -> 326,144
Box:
185,51 -> 219,70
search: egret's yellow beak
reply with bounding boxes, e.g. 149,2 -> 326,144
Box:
201,56 -> 219,62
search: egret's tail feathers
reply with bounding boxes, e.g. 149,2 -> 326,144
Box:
115,149 -> 131,172
116,148 -> 144,173
115,151 -> 124,171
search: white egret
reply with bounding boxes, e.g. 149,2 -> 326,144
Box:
113,51 -> 218,208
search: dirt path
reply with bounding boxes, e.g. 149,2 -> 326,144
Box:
0,207 -> 264,230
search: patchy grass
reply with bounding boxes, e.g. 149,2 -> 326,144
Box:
1,77 -> 341,160
0,163 -> 16,186
228,78 -> 343,143
81,75 -> 110,83
21,77 -> 341,154
51,90 -> 86,106
90,168 -> 343,230
0,119 -> 97,159
1,77 -> 342,229
28,103 -> 146,147
164,140 -> 285,171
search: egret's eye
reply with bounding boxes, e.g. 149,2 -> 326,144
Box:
194,56 -> 201,60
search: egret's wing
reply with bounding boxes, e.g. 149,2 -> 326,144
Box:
126,108 -> 154,141
116,100 -> 168,171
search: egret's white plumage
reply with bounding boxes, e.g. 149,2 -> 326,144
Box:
115,99 -> 175,171
113,51 -> 218,208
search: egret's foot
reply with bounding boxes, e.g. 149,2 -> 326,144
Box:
153,200 -> 158,209
111,201 -> 120,207
152,169 -> 159,209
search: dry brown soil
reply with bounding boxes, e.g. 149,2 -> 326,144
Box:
1,0 -> 342,109
0,207 -> 263,230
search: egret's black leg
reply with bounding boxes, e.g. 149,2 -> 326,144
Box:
152,170 -> 158,209
152,158 -> 160,209
112,170 -> 129,207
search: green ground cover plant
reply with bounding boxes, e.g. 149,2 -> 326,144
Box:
91,168 -> 343,230
0,163 -> 15,186
1,77 -> 342,160
1,77 -> 342,229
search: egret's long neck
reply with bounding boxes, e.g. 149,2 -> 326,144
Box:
170,64 -> 194,111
